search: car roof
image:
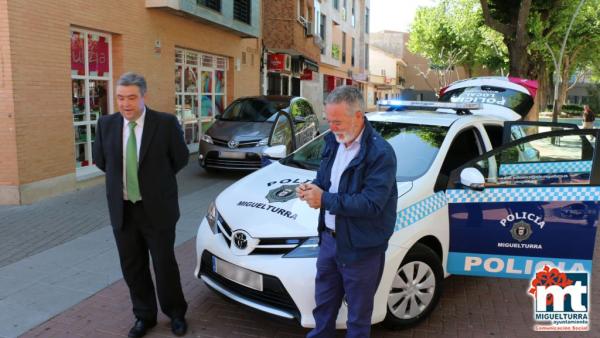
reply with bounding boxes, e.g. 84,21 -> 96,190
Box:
235,95 -> 294,102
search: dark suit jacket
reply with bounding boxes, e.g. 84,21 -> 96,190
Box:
93,108 -> 189,229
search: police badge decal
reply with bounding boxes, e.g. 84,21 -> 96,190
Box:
266,184 -> 299,203
511,220 -> 532,242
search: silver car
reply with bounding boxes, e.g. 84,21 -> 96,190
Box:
198,96 -> 320,171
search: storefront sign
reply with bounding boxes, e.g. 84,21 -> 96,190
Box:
268,53 -> 287,72
300,69 -> 313,80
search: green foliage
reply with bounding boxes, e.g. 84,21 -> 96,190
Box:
408,0 -> 507,74
587,84 -> 600,112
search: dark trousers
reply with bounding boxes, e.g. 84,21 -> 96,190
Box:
307,231 -> 385,338
113,201 -> 187,321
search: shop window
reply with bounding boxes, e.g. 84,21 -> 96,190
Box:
71,29 -> 112,171
175,48 -> 227,148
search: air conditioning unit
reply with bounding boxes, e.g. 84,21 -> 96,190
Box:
305,21 -> 314,37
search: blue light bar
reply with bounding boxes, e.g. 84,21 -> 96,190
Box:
377,100 -> 482,110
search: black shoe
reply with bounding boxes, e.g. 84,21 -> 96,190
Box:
171,317 -> 187,336
128,319 -> 157,338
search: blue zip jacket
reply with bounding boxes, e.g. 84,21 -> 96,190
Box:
314,118 -> 398,264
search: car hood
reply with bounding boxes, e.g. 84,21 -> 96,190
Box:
215,162 -> 413,238
208,120 -> 272,141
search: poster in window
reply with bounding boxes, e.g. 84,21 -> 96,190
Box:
88,34 -> 109,77
71,32 -> 85,76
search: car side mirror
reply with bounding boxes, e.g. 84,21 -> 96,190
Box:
262,144 -> 287,160
214,114 -> 221,120
460,167 -> 485,191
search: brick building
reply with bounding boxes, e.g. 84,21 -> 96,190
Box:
0,0 -> 262,204
262,0 -> 370,116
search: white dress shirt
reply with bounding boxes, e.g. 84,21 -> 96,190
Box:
122,108 -> 146,200
324,128 -> 364,230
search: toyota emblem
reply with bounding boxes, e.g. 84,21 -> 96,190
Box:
233,232 -> 248,249
228,140 -> 239,149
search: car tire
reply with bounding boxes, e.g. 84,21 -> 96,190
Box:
383,243 -> 443,329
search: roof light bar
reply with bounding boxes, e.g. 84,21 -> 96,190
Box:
377,100 -> 483,110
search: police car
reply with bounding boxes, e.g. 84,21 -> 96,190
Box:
194,77 -> 600,329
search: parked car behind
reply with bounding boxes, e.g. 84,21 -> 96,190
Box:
198,96 -> 319,171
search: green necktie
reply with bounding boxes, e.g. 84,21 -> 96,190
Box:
126,121 -> 141,202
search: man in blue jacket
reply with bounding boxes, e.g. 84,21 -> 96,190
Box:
297,86 -> 398,337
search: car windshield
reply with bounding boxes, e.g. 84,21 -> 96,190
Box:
281,121 -> 449,181
220,98 -> 290,122
439,85 -> 533,117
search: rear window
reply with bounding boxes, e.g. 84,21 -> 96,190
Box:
439,85 -> 533,117
220,98 -> 290,122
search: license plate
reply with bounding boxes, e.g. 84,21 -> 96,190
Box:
219,151 -> 246,159
212,256 -> 263,291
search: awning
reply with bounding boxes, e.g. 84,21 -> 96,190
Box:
302,57 -> 319,72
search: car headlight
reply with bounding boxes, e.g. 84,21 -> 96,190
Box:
201,134 -> 213,144
283,237 -> 319,258
206,201 -> 218,234
257,137 -> 269,146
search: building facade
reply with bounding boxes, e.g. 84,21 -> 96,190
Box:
365,45 -> 405,110
0,0 -> 262,204
261,0 -> 321,111
262,0 -> 370,117
316,0 -> 370,115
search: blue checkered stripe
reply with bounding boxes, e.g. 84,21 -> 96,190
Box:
396,192 -> 447,231
447,186 -> 600,203
498,160 -> 592,176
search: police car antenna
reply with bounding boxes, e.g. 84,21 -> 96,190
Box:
377,100 -> 483,115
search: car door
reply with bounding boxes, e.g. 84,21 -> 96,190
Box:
445,128 -> 600,279
289,98 -> 317,147
268,111 -> 295,155
502,121 -> 579,144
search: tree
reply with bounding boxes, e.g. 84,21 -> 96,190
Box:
409,0 -> 507,77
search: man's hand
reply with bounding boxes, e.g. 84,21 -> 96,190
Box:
296,183 -> 322,209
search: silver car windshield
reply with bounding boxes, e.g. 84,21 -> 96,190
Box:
282,122 -> 449,181
220,98 -> 290,122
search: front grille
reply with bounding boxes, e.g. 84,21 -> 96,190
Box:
217,216 -> 304,255
205,151 -> 262,169
200,251 -> 300,319
212,138 -> 260,148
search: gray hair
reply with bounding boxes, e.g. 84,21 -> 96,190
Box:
325,85 -> 365,116
117,72 -> 147,96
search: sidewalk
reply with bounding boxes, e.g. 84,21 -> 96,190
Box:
0,159 -> 245,338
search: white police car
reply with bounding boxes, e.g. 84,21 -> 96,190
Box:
194,77 -> 600,329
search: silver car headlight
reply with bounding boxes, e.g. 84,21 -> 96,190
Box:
283,237 -> 319,258
201,134 -> 213,144
206,201 -> 218,234
257,137 -> 269,146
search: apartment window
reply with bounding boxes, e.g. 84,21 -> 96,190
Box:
365,43 -> 369,70
342,32 -> 347,63
351,0 -> 356,26
70,29 -> 112,171
365,7 -> 370,33
351,37 -> 355,66
320,14 -> 326,55
333,0 -> 339,10
234,0 -> 251,24
197,0 -> 221,12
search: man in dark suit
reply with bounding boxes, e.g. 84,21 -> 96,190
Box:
93,72 -> 189,337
